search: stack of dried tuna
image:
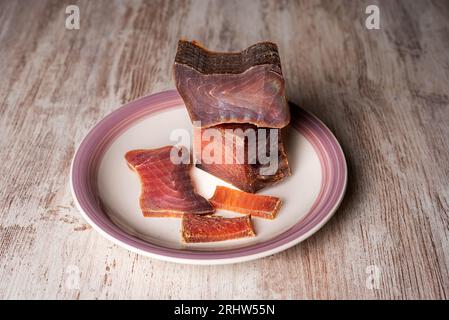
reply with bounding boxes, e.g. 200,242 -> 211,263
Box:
125,40 -> 291,243
174,40 -> 291,193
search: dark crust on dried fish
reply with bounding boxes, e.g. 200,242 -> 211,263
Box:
174,40 -> 282,75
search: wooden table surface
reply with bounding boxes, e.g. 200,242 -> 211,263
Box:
1,0 -> 448,300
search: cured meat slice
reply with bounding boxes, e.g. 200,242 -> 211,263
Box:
174,40 -> 290,128
125,146 -> 214,217
181,214 -> 255,243
209,186 -> 282,220
193,123 -> 291,193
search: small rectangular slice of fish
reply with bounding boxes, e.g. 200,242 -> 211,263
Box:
209,186 -> 282,220
174,40 -> 290,129
125,146 -> 214,217
181,214 -> 255,243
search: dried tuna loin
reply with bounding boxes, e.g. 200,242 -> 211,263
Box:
182,214 -> 255,243
174,40 -> 290,128
125,146 -> 214,217
193,123 -> 291,193
209,186 -> 282,220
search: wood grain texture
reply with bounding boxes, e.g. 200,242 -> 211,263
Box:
0,0 -> 448,299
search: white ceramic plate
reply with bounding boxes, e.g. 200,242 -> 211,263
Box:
71,90 -> 347,264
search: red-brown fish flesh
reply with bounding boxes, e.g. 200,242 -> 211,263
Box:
125,146 -> 214,217
209,186 -> 282,220
193,123 -> 291,193
181,214 -> 255,243
174,40 -> 290,128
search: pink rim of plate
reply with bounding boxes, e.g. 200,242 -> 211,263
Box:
70,90 -> 347,264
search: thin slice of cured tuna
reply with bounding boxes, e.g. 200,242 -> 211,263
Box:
193,123 -> 291,193
181,214 -> 255,243
125,146 -> 214,217
174,40 -> 290,128
209,186 -> 282,220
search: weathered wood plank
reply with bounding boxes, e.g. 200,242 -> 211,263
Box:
0,0 -> 448,299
